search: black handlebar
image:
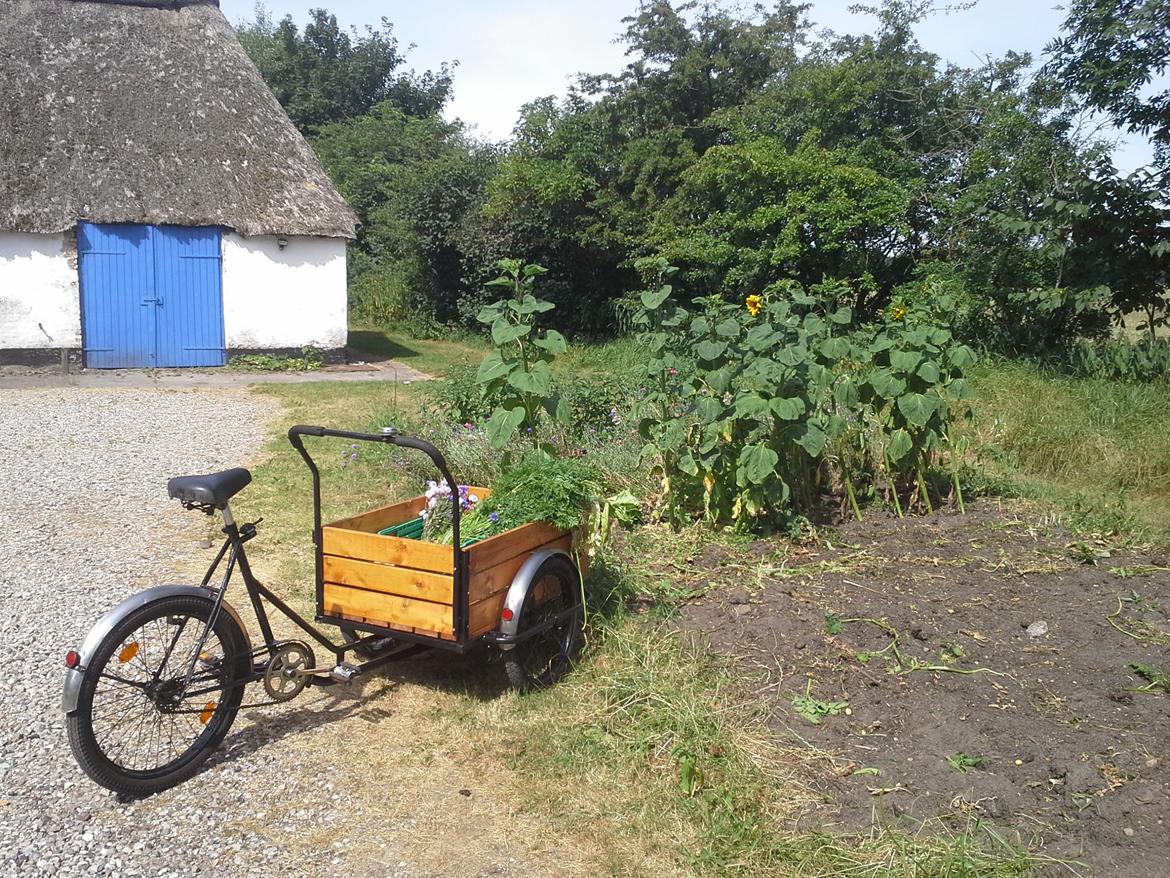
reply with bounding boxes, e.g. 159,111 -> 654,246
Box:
287,424 -> 462,565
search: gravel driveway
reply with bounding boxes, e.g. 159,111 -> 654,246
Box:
0,387 -> 581,878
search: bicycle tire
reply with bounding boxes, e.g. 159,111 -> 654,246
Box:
66,594 -> 249,796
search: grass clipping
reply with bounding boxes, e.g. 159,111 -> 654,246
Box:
440,609 -> 1034,877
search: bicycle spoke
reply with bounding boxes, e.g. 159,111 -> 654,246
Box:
89,612 -> 230,775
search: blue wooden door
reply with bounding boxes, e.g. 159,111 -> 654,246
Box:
78,222 -> 226,368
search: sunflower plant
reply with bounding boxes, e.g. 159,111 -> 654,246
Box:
474,258 -> 570,449
633,269 -> 974,528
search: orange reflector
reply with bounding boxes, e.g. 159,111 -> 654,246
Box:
117,642 -> 140,663
199,702 -> 217,724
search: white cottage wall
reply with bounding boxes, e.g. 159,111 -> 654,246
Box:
221,233 -> 347,351
0,232 -> 81,348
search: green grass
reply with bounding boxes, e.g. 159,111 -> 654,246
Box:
347,324 -> 485,376
965,359 -> 1170,539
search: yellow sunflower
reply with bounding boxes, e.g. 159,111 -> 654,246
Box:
745,294 -> 764,317
890,303 -> 907,321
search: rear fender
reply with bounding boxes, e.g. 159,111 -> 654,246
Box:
61,585 -> 251,715
495,548 -> 574,651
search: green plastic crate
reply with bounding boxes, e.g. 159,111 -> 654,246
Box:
377,516 -> 481,547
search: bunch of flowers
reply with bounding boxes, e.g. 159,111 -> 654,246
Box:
420,481 -> 483,542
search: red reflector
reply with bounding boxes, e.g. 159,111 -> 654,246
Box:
501,608 -> 514,622
65,649 -> 81,669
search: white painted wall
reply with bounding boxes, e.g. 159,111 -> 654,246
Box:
221,233 -> 347,350
0,232 -> 81,348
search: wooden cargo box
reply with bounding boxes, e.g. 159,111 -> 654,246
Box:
318,488 -> 574,640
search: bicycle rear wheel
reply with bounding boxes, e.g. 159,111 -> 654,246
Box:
66,594 -> 249,796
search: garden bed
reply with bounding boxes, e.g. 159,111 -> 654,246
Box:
673,503 -> 1169,877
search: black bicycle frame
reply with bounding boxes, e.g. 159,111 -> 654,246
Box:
198,513 -> 403,675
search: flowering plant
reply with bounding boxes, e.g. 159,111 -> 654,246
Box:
420,481 -> 482,543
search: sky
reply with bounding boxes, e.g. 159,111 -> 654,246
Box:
219,0 -> 1158,173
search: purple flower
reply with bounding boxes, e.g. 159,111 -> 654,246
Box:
489,511 -> 499,523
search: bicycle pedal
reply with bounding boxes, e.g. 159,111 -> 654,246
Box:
329,662 -> 360,684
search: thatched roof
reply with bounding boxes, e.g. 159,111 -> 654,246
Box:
0,0 -> 356,238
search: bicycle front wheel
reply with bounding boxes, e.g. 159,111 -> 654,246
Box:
66,594 -> 250,796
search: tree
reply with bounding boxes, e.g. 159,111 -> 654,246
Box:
235,4 -> 453,132
1046,0 -> 1170,174
313,103 -> 497,322
652,134 -> 912,307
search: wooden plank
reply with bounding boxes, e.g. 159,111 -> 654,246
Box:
321,527 -> 455,574
465,521 -> 566,573
323,555 -> 453,604
323,583 -> 453,636
468,534 -> 573,603
327,496 -> 425,533
335,610 -> 456,642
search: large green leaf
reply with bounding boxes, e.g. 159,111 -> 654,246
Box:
733,393 -> 771,419
897,392 -> 935,426
475,350 -> 510,384
745,323 -> 779,351
678,453 -> 699,476
476,303 -> 504,325
486,406 -> 526,449
492,319 -> 530,345
947,377 -> 973,400
775,345 -> 808,367
792,422 -> 827,457
916,361 -> 941,384
696,396 -> 724,424
829,306 -> 853,324
869,369 -> 906,399
641,285 -> 672,310
533,329 -> 567,353
949,344 -> 977,369
889,349 -> 922,372
715,317 -> 741,337
738,444 -> 779,485
696,340 -> 728,361
834,377 -> 860,409
819,337 -> 850,360
770,397 -> 805,420
507,361 -> 552,394
706,367 -> 732,394
887,427 -> 913,461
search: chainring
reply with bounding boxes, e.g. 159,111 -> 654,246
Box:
262,641 -> 315,702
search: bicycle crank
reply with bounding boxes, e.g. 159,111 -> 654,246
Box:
262,641 -> 315,702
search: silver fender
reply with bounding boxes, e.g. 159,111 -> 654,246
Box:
62,585 -> 251,715
495,548 -> 574,651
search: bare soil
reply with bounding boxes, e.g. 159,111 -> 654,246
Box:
676,502 -> 1170,877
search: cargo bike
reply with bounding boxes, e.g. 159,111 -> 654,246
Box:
62,425 -> 585,796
